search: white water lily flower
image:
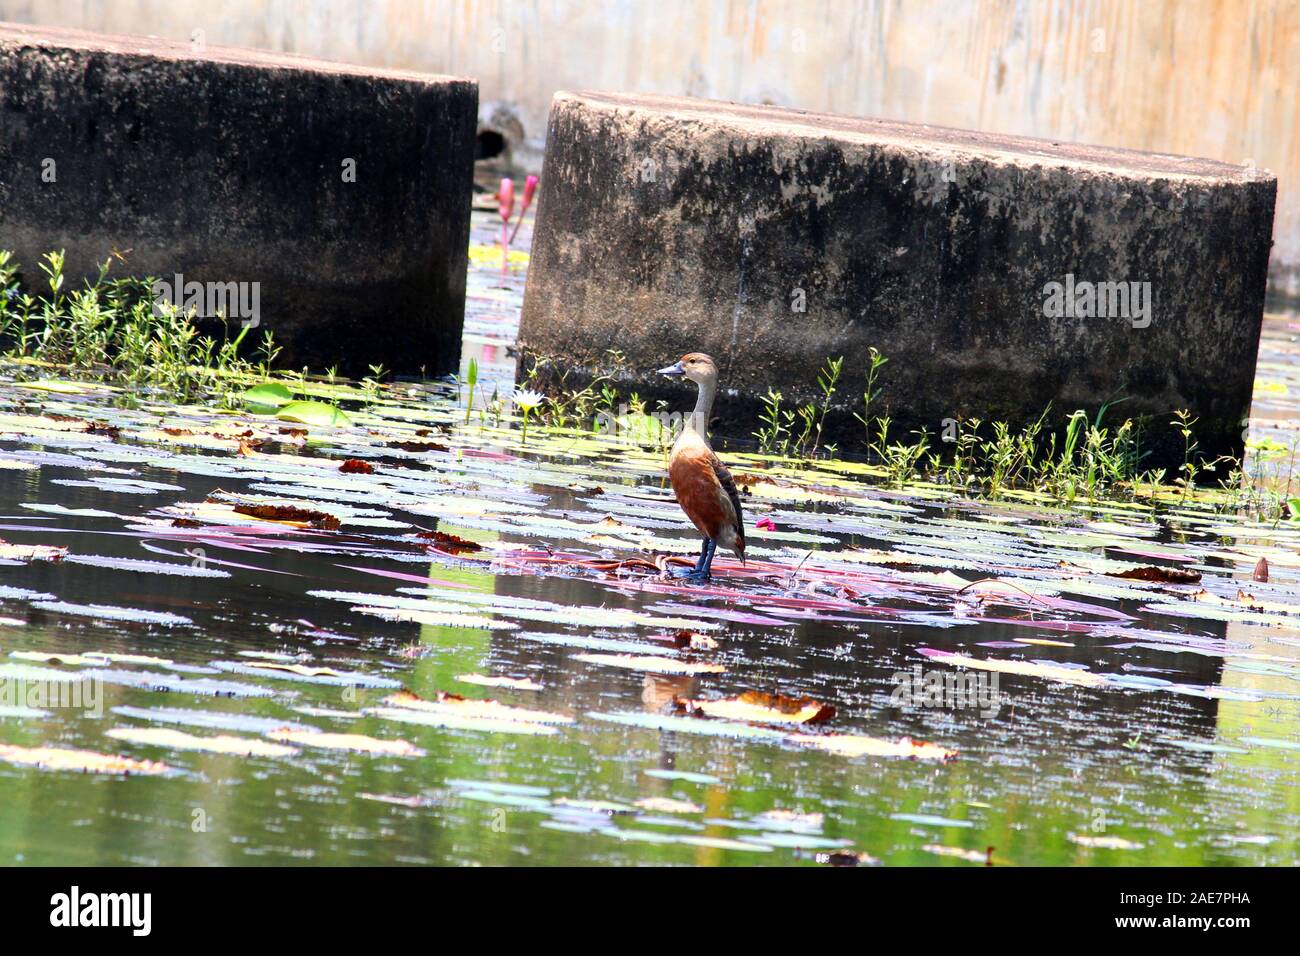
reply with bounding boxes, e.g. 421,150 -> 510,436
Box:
512,387 -> 545,411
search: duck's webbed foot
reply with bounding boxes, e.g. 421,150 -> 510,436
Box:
670,538 -> 716,582
671,567 -> 712,582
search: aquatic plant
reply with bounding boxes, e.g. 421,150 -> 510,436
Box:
513,386 -> 544,444
754,388 -> 793,456
464,357 -> 479,423
852,346 -> 889,440
0,249 -> 274,408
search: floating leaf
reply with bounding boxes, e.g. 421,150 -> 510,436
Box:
62,554 -> 231,578
211,660 -> 402,688
231,503 -> 341,530
634,796 -> 703,814
415,530 -> 483,553
917,647 -> 1106,688
275,401 -> 352,428
265,728 -> 424,756
789,733 -> 956,760
30,601 -> 191,626
675,691 -> 835,725
1106,565 -> 1202,584
455,673 -> 543,691
0,742 -> 168,775
106,726 -> 298,757
379,690 -> 572,725
0,540 -> 66,562
376,704 -> 561,734
922,844 -> 994,864
112,705 -> 317,735
242,382 -> 295,407
572,653 -> 725,676
1068,833 -> 1144,850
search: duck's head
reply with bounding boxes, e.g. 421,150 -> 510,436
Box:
658,352 -> 717,386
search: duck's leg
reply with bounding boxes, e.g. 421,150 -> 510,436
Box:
671,538 -> 716,581
698,538 -> 718,578
672,537 -> 711,578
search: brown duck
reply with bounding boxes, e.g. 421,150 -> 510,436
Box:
657,352 -> 746,580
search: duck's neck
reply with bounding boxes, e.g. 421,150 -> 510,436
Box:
686,379 -> 715,438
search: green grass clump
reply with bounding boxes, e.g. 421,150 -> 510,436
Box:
0,249 -> 279,407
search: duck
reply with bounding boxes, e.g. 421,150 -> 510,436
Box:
657,353 -> 746,580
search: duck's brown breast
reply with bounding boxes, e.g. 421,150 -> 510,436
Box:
669,437 -> 733,542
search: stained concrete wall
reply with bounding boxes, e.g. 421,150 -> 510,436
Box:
0,0 -> 1294,295
520,92 -> 1276,469
0,23 -> 478,375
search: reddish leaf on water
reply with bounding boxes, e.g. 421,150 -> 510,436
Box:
387,440 -> 449,453
810,849 -> 881,867
415,530 -> 482,553
1106,565 -> 1201,584
339,458 -> 375,474
675,691 -> 836,725
670,629 -> 719,651
1254,557 -> 1269,583
231,503 -> 340,531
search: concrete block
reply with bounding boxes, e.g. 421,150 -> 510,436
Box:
0,23 -> 478,376
519,92 -> 1277,466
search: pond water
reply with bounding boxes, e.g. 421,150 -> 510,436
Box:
0,210 -> 1298,866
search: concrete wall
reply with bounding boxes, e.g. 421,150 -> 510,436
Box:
1,0 -> 1296,294
0,23 -> 478,376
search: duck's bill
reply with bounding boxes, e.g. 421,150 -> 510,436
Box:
658,362 -> 685,376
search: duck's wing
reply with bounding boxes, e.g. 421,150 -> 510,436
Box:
707,452 -> 746,560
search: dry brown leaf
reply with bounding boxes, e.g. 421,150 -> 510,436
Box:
634,796 -> 703,814
415,530 -> 483,553
786,732 -> 956,760
675,690 -> 835,725
232,503 -> 340,530
671,630 -> 719,651
381,690 -> 570,724
0,742 -> 169,775
1107,565 -> 1201,584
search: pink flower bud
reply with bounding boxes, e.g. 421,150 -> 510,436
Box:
521,175 -> 539,211
497,177 -> 515,222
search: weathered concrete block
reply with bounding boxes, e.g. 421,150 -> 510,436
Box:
0,23 -> 477,376
520,92 -> 1277,466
